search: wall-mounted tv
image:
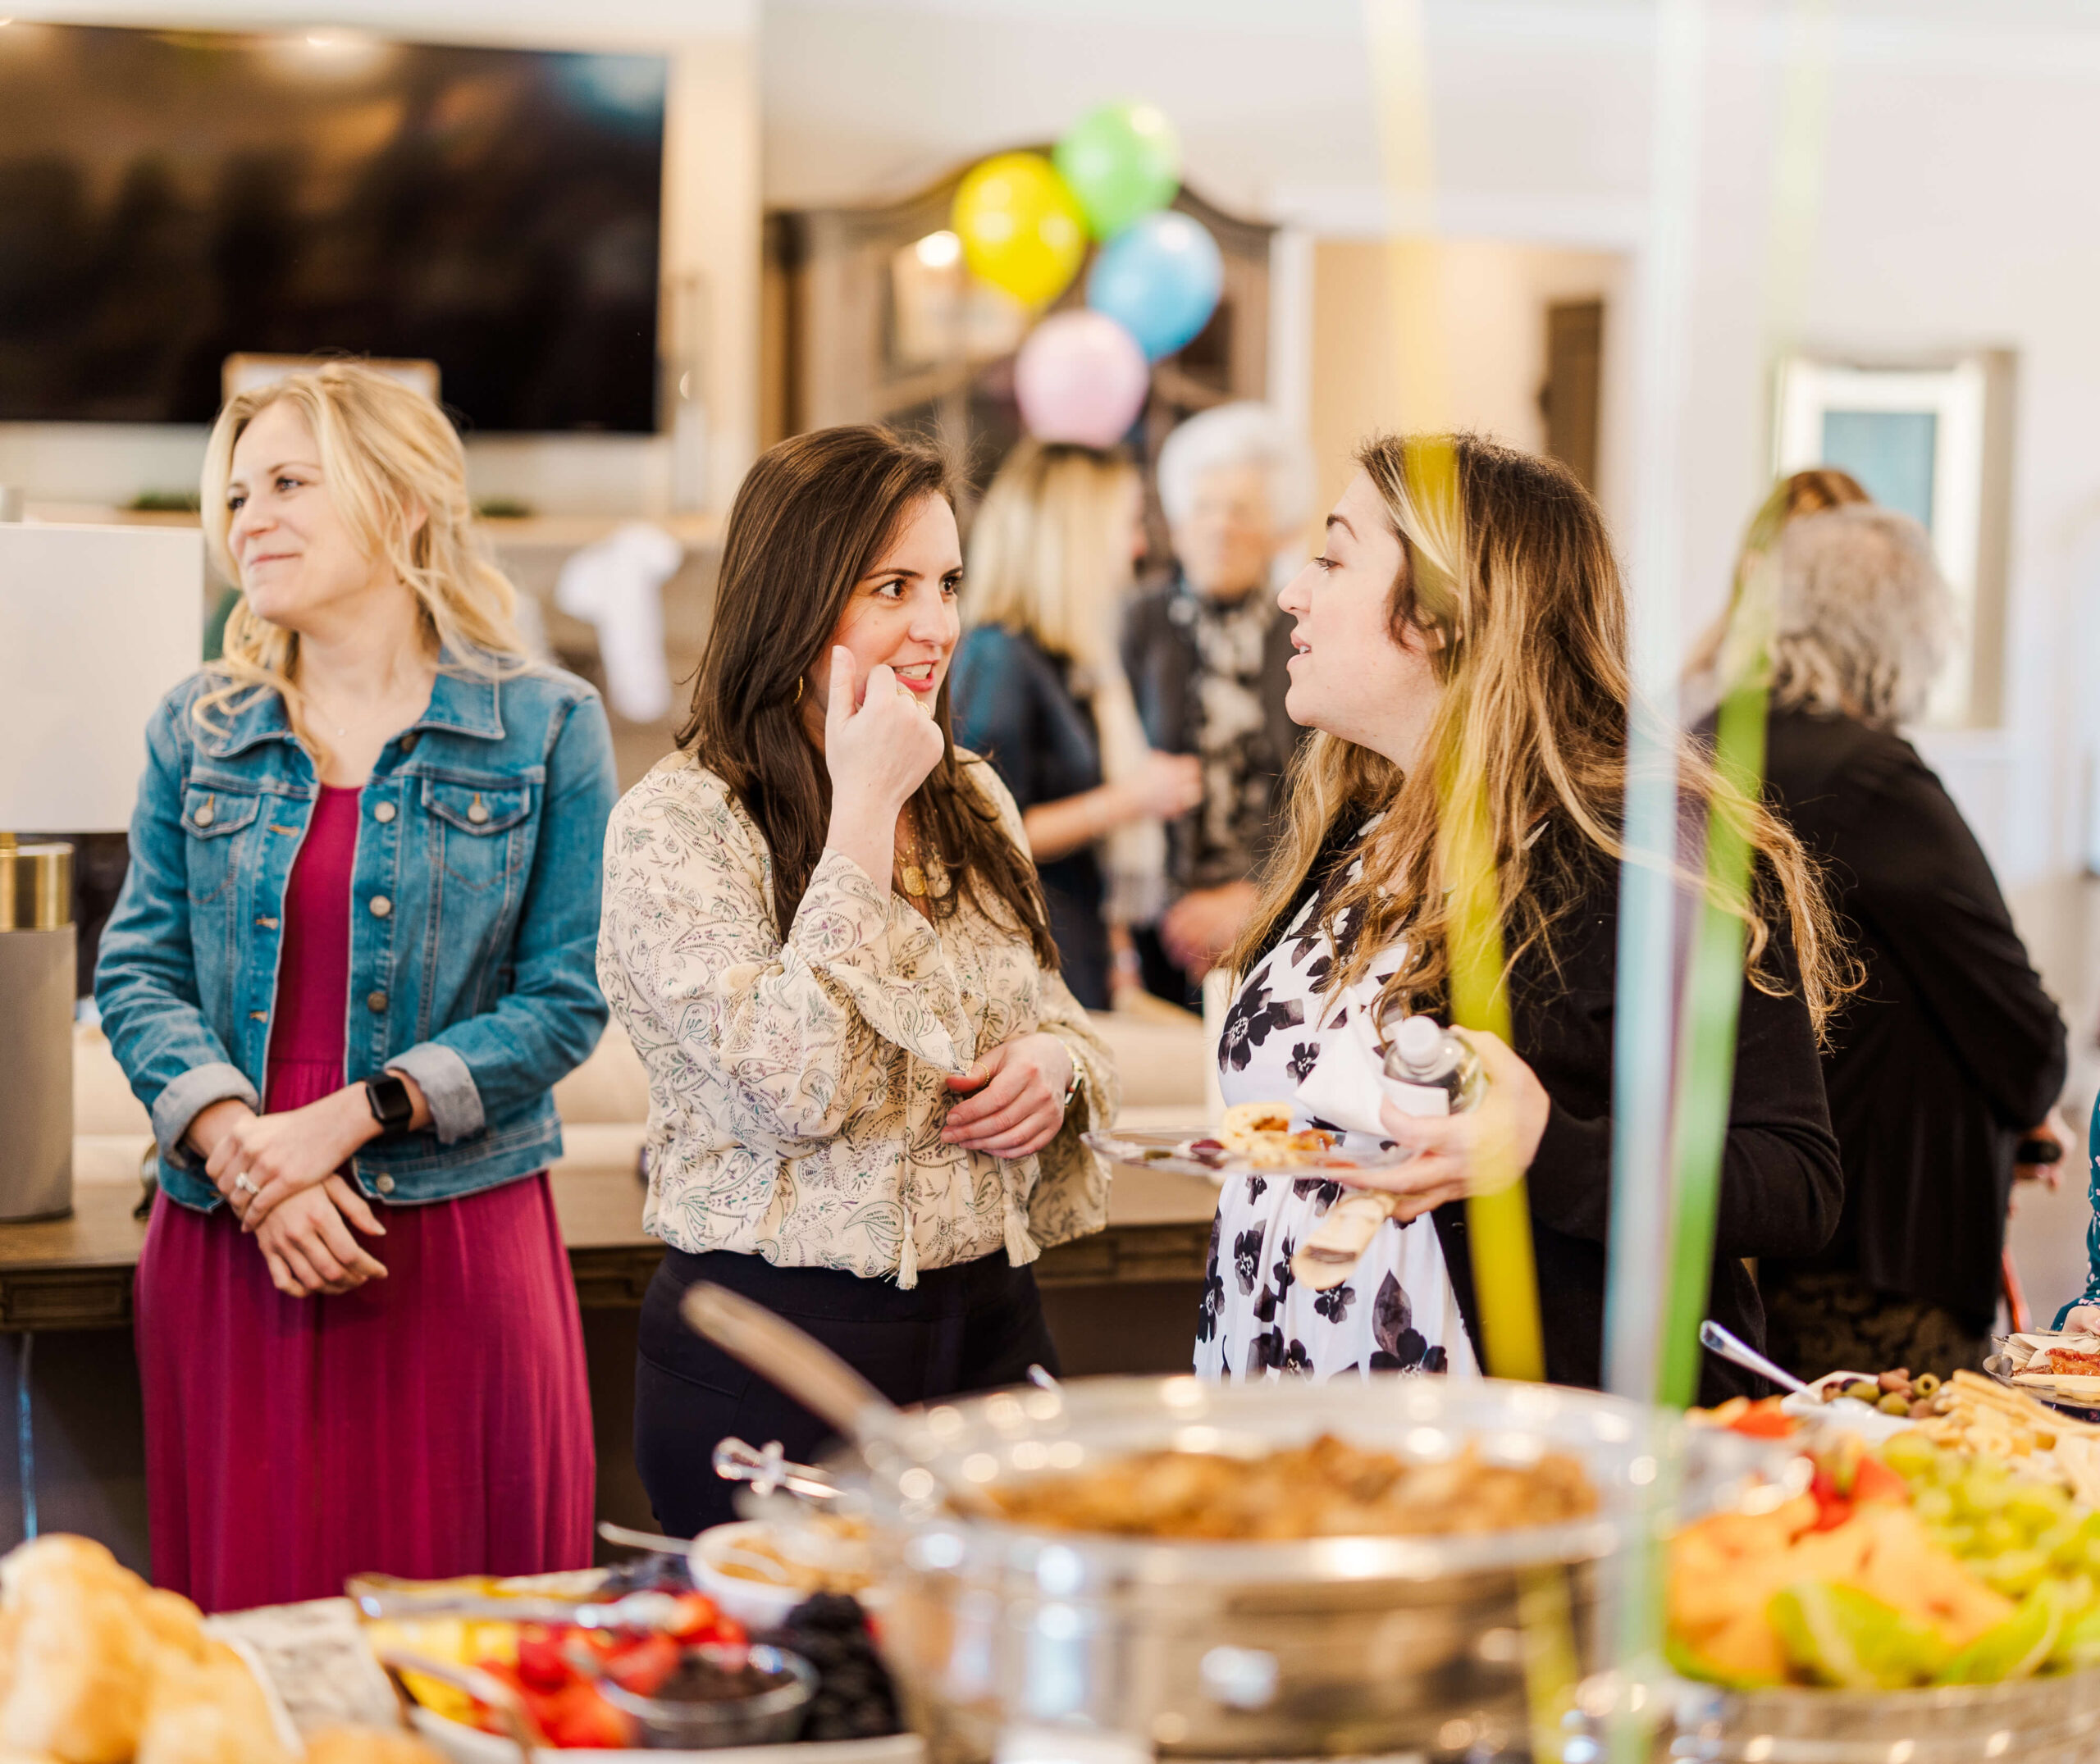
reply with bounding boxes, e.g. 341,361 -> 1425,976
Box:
0,23 -> 666,433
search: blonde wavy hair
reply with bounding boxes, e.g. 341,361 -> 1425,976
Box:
965,440 -> 1137,670
1227,432 -> 1849,1035
197,362 -> 530,752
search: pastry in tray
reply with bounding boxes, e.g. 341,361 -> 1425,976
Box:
1085,1102 -> 1416,1180
2000,1331 -> 2100,1399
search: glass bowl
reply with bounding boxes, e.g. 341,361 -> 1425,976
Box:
591,1641 -> 815,1750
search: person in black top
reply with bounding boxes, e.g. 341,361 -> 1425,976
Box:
1122,403 -> 1313,1001
1737,503 -> 2070,1379
1207,433 -> 1847,1402
952,442 -> 1202,1009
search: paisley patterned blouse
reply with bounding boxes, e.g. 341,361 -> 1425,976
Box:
597,750 -> 1120,1288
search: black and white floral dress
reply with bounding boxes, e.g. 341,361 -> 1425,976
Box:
1194,873 -> 1478,1383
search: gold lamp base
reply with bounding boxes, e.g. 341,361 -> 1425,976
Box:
0,836 -> 75,1223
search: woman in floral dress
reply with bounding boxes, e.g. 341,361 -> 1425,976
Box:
1198,435 -> 1849,1402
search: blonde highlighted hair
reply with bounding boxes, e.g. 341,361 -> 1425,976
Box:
1228,432 -> 1849,1035
964,440 -> 1137,669
197,362 -> 530,750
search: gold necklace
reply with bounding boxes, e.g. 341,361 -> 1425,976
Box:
897,815 -> 951,900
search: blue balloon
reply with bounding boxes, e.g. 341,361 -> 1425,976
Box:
1084,212 -> 1224,362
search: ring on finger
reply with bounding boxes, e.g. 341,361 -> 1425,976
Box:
234,1174 -> 260,1199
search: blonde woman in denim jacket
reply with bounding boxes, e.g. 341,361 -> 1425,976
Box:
96,365 -> 616,1611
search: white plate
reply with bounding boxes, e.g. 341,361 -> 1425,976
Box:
1777,1373 -> 1920,1443
1082,1124 -> 1417,1183
690,1521 -> 878,1630
410,1707 -> 924,1764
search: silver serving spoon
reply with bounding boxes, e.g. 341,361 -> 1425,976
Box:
679,1283 -> 1000,1516
1698,1318 -> 1807,1394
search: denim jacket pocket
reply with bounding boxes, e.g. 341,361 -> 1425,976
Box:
423,777 -> 532,889
179,785 -> 263,903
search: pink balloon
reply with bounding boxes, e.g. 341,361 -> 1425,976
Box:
1014,311 -> 1149,448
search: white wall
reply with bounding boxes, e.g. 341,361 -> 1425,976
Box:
0,0 -> 761,516
760,0 -> 2100,900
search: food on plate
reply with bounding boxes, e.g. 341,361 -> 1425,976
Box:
1217,1102 -> 1335,1169
984,1432 -> 1596,1540
1691,1395 -> 1803,1439
367,1580 -> 746,1751
754,1595 -> 901,1743
1797,1365 -> 1950,1421
297,1731 -> 449,1764
2004,1333 -> 2100,1399
1904,1370 -> 2100,1506
1670,1429 -> 2100,1690
0,1534 -> 289,1764
705,1514 -> 874,1596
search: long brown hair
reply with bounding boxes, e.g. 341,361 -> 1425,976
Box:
1228,432 -> 1849,1033
680,426 -> 1057,966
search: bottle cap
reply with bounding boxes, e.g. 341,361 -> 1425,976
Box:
1392,1014 -> 1444,1070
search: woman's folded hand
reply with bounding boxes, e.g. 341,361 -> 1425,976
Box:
942,1032 -> 1075,1160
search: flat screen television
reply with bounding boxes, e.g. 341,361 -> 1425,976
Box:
0,23 -> 666,432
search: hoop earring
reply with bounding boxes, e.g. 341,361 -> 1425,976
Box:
793,677 -> 804,704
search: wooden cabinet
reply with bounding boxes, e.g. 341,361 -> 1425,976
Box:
764,160 -> 1274,512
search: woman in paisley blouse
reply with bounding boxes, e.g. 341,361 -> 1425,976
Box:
598,426 -> 1119,1534
1198,434 -> 1849,1402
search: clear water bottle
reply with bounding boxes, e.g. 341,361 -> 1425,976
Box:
1380,1014 -> 1486,1119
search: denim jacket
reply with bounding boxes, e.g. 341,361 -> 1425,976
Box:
95,659 -> 617,1211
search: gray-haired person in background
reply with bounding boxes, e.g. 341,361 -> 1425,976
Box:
1121,403 -> 1316,1004
1742,500 -> 2070,1382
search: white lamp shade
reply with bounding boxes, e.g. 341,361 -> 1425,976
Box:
0,524 -> 204,832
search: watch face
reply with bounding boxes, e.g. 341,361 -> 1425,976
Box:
368,1076 -> 413,1131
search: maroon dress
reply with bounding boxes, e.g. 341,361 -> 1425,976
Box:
135,785 -> 595,1612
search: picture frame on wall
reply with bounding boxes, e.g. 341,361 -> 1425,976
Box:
1772,349 -> 2016,727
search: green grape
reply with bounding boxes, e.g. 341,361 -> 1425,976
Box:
1913,1485 -> 1956,1526
2006,1486 -> 2070,1537
1984,1547 -> 2049,1599
1881,1434 -> 1939,1480
1938,1522 -> 1979,1557
1958,1470 -> 2016,1520
1979,1515 -> 2022,1556
2040,1520 -> 2085,1569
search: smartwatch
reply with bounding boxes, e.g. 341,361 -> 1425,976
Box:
363,1072 -> 414,1137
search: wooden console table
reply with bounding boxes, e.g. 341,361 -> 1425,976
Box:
0,1160 -> 1219,1331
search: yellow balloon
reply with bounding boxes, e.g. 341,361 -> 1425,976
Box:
951,152 -> 1087,308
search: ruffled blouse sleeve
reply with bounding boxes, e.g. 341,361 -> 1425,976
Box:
598,763 -> 976,1159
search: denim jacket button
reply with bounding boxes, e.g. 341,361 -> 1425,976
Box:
399,733 -> 419,754
373,801 -> 397,824
467,797 -> 490,824
192,804 -> 214,827
376,1175 -> 396,1195
367,990 -> 388,1013
369,895 -> 393,918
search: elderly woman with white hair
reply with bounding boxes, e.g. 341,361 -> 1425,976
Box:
1121,403 -> 1315,1001
1742,499 -> 2069,1383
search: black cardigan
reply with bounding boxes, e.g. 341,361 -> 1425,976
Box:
1258,819 -> 1843,1406
1755,708 -> 2066,1333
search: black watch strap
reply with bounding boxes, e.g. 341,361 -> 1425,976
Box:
363,1073 -> 414,1136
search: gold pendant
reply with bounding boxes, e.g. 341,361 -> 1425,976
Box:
901,863 -> 928,896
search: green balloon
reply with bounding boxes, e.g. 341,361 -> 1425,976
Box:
1053,102 -> 1181,242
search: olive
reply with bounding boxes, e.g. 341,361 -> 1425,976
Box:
1844,1380 -> 1882,1405
1878,1392 -> 1912,1416
1913,1373 -> 1942,1398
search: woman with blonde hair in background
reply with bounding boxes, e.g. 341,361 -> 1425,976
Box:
1197,434 -> 1845,1398
97,362 -> 615,1609
951,441 -> 1203,1009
